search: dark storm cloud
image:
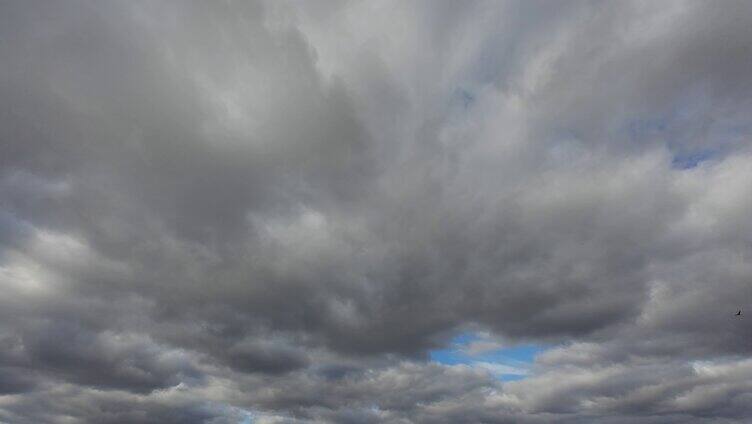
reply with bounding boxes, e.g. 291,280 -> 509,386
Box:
3,0 -> 752,422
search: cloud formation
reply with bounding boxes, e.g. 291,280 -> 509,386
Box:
2,1 -> 752,422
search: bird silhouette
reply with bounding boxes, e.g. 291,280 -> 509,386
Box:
736,309 -> 742,316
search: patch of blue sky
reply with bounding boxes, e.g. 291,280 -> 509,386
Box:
622,117 -> 728,170
449,87 -> 477,112
429,332 -> 547,381
671,148 -> 718,169
459,89 -> 475,109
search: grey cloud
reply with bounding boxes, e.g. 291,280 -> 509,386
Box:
224,339 -> 310,375
2,0 -> 752,422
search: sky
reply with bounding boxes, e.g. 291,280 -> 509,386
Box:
2,1 -> 752,423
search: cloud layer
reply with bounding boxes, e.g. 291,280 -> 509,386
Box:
2,1 -> 752,422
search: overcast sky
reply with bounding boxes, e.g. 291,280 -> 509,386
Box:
2,1 -> 752,423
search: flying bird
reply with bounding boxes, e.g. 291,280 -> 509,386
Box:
736,309 -> 742,316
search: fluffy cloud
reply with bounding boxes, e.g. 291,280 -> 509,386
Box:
2,0 -> 752,422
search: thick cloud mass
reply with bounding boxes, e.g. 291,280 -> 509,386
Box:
2,1 -> 752,422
